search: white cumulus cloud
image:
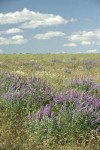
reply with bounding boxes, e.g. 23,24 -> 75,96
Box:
0,28 -> 23,35
6,28 -> 23,34
68,29 -> 100,45
22,15 -> 67,29
0,35 -> 27,45
34,31 -> 65,39
81,41 -> 91,45
0,8 -> 77,29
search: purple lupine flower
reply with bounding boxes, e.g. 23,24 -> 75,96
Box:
33,75 -> 37,83
46,87 -> 51,95
62,92 -> 70,102
73,97 -> 79,105
50,101 -> 55,106
95,100 -> 100,109
89,78 -> 94,86
35,111 -> 42,120
7,92 -> 14,100
78,103 -> 84,112
95,118 -> 100,123
43,104 -> 51,116
71,90 -> 75,99
71,90 -> 79,99
35,112 -> 40,120
33,83 -> 37,88
54,95 -> 63,104
51,112 -> 55,120
87,97 -> 94,105
81,92 -> 89,101
27,114 -> 32,122
87,107 -> 93,114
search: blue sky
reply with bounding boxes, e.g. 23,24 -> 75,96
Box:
0,0 -> 100,54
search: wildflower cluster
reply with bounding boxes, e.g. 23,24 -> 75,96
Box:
70,77 -> 100,96
0,72 -> 54,114
0,72 -> 100,138
32,90 -> 100,133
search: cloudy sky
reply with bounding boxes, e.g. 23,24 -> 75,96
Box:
0,0 -> 100,54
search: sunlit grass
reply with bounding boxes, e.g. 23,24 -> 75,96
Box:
0,53 -> 100,150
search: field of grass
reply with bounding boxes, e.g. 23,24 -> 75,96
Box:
0,54 -> 100,150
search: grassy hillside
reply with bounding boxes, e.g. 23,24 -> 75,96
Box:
0,54 -> 100,89
0,54 -> 100,150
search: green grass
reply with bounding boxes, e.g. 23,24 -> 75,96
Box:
0,53 -> 100,150
0,53 -> 100,88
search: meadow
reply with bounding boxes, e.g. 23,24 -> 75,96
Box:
0,53 -> 100,150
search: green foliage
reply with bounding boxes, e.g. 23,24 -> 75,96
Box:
0,54 -> 100,150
